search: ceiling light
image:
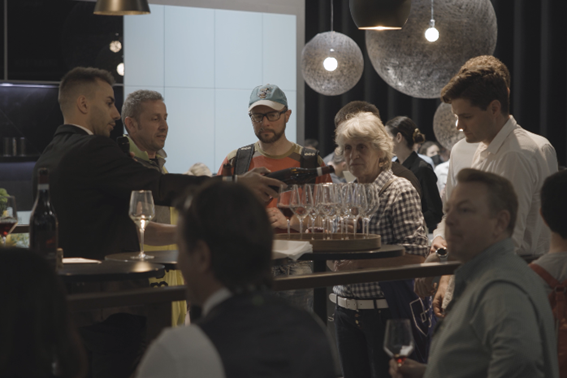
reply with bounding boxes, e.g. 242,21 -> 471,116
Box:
349,0 -> 412,30
94,0 -> 151,16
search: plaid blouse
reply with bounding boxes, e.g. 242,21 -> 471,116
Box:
333,169 -> 429,299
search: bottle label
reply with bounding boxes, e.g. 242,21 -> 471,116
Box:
32,230 -> 58,269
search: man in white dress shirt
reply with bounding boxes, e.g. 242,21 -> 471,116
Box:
417,57 -> 557,314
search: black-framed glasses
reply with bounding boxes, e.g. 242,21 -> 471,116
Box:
249,109 -> 287,123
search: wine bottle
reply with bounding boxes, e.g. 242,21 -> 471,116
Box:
30,168 -> 59,270
266,166 -> 334,186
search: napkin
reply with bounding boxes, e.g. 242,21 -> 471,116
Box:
63,258 -> 101,264
272,240 -> 313,261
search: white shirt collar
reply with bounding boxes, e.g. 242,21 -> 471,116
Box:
202,287 -> 232,316
68,124 -> 94,135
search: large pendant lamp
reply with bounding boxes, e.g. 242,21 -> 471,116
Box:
433,103 -> 463,150
301,0 -> 364,96
94,0 -> 151,15
349,0 -> 412,30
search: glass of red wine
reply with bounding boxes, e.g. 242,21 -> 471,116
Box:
383,319 -> 415,367
0,195 -> 18,246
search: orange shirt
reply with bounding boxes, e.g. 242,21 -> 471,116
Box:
218,141 -> 332,209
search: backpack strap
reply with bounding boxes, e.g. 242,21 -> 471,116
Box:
379,177 -> 398,196
530,263 -> 567,321
234,144 -> 255,175
300,146 -> 319,169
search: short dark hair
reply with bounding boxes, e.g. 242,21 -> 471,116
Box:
334,101 -> 381,128
540,170 -> 567,239
460,55 -> 511,88
176,181 -> 274,292
59,66 -> 115,113
0,248 -> 86,378
457,168 -> 518,236
385,116 -> 426,148
441,66 -> 509,115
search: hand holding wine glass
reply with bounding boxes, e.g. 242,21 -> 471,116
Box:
129,190 -> 155,260
384,319 -> 415,368
0,195 -> 18,246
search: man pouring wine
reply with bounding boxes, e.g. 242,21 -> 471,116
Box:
217,83 -> 332,310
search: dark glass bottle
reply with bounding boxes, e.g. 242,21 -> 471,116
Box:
266,165 -> 334,186
30,168 -> 58,269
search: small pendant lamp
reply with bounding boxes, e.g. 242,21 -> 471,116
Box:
349,0 -> 412,30
94,0 -> 151,16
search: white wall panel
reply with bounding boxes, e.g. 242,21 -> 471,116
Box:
284,90 -> 297,143
164,87 -> 216,174
214,89 -> 257,170
214,10 -> 263,90
262,13 -> 296,91
165,6 -> 215,88
124,5 -> 165,88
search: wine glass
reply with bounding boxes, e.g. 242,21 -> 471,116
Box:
290,184 -> 312,238
360,184 -> 380,236
129,190 -> 155,260
383,319 -> 415,367
277,185 -> 292,238
0,195 -> 18,246
305,184 -> 319,235
345,183 -> 362,237
315,184 -> 335,236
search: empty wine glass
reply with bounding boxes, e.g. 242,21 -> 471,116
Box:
290,184 -> 313,238
316,184 -> 335,236
305,184 -> 319,235
345,183 -> 362,237
129,190 -> 155,260
0,195 -> 18,246
383,319 -> 415,367
360,184 -> 380,236
277,185 -> 292,238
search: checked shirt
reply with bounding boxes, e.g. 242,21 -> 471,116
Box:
333,169 -> 428,299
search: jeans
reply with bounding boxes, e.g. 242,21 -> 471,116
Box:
334,304 -> 392,378
272,260 -> 313,311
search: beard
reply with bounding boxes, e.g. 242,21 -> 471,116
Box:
255,123 -> 286,144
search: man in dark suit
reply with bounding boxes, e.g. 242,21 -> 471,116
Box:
33,67 -> 282,378
137,180 -> 338,378
34,67 -> 281,261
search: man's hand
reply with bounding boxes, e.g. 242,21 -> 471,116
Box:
430,235 -> 447,253
414,253 -> 441,298
433,275 -> 450,318
266,207 -> 288,230
388,358 -> 427,378
237,167 -> 282,203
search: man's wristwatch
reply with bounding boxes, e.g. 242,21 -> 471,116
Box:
435,247 -> 448,262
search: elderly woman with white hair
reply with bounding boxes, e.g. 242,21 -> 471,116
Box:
331,112 -> 431,378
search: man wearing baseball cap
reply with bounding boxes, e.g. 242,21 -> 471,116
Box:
218,84 -> 331,310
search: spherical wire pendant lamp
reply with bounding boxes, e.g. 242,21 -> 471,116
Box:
301,0 -> 364,96
365,0 -> 497,99
349,0 -> 412,30
433,102 -> 464,150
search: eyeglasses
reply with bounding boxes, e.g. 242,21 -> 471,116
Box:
249,109 -> 287,123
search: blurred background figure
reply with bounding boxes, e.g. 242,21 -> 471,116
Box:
184,162 -> 213,177
328,150 -> 348,183
386,116 -> 443,233
419,141 -> 440,158
0,248 -> 86,378
304,138 -> 319,150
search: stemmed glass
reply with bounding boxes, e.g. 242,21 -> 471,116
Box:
277,185 -> 292,238
384,319 -> 415,367
290,184 -> 313,238
305,184 -> 319,235
0,195 -> 18,246
360,184 -> 380,236
345,183 -> 362,237
129,190 -> 155,260
316,184 -> 335,236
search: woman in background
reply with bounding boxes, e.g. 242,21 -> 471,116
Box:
0,248 -> 86,378
386,116 -> 443,233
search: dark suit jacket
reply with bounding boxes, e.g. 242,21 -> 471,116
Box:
398,152 -> 443,232
33,125 -> 211,259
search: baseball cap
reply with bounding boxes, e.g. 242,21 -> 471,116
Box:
248,84 -> 288,112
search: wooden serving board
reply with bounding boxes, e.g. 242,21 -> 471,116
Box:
274,233 -> 381,252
